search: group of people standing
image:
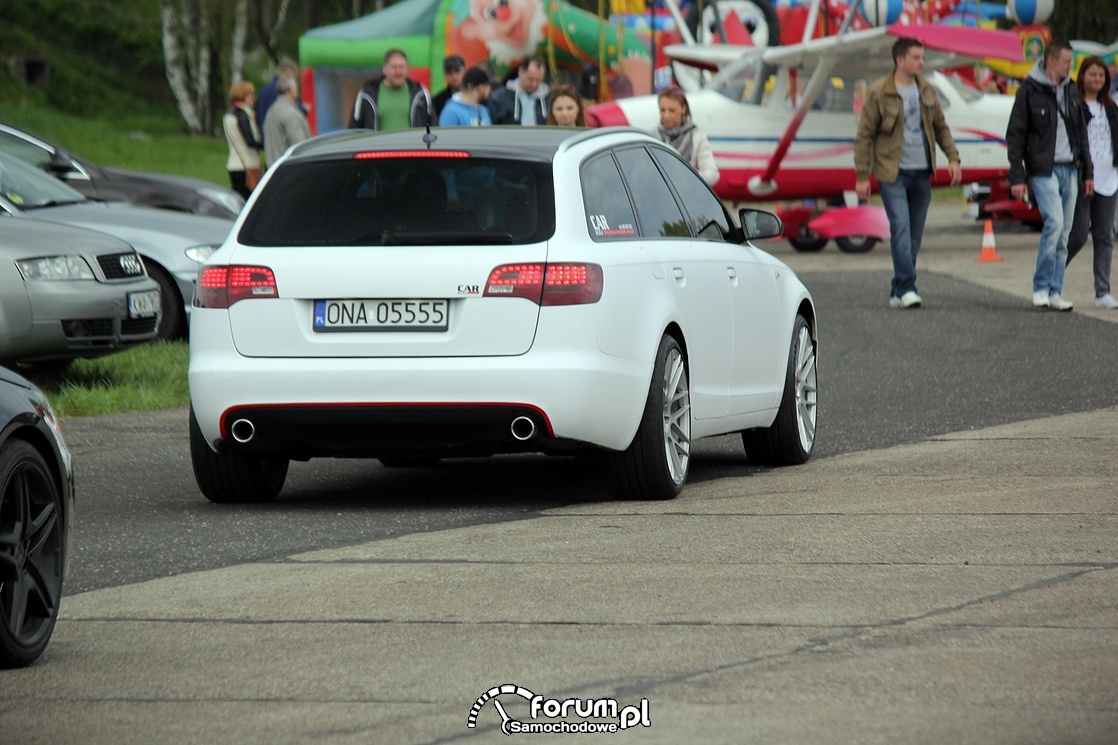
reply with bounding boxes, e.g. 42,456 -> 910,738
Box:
224,41 -> 1113,310
857,37 -> 1117,313
430,55 -> 718,184
223,49 -> 721,201
432,55 -> 587,130
433,56 -> 591,130
222,57 -> 309,199
1007,41 -> 1117,312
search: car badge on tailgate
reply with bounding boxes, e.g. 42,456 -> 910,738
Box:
458,284 -> 480,295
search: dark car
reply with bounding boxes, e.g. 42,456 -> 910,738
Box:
0,120 -> 244,219
0,366 -> 73,667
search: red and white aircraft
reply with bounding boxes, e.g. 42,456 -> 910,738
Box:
587,20 -> 1024,252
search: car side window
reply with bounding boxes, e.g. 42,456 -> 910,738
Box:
581,153 -> 638,241
613,146 -> 689,238
0,131 -> 51,172
650,147 -> 731,241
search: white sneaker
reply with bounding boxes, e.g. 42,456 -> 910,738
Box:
1032,291 -> 1050,308
900,291 -> 922,308
888,296 -> 902,309
1097,294 -> 1118,309
1048,293 -> 1074,311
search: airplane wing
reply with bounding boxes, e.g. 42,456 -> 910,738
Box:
661,44 -> 745,72
763,23 -> 1023,74
663,23 -> 1024,76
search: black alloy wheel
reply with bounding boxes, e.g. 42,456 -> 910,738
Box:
0,439 -> 65,668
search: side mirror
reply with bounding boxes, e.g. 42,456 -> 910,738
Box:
738,208 -> 783,242
48,151 -> 76,175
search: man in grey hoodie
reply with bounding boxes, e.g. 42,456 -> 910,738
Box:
1007,39 -> 1094,311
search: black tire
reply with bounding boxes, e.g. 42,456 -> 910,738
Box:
189,408 -> 288,503
145,262 -> 186,341
835,236 -> 877,253
788,226 -> 828,252
602,335 -> 690,501
0,440 -> 65,668
742,314 -> 817,466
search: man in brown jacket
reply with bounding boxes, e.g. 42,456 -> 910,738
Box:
855,37 -> 961,309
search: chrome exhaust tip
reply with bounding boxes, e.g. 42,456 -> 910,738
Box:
510,416 -> 537,441
230,418 -> 255,444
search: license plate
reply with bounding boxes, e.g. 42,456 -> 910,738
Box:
128,290 -> 160,318
313,299 -> 449,332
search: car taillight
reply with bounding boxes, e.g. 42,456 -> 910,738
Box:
195,265 -> 279,308
484,263 -> 603,306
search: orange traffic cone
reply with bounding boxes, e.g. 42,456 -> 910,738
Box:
976,219 -> 1003,262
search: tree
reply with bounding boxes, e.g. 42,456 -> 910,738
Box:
162,0 -> 297,133
254,0 -> 295,65
161,0 -> 215,134
230,0 -> 249,85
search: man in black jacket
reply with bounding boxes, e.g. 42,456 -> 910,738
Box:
488,56 -> 549,126
432,55 -> 466,120
348,49 -> 433,131
1007,39 -> 1094,311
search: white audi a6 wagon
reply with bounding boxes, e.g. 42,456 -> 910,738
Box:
188,126 -> 818,503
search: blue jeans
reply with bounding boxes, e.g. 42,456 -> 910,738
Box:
1030,165 -> 1078,295
879,169 -> 932,297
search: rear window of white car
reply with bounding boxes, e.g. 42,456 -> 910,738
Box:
239,157 -> 554,246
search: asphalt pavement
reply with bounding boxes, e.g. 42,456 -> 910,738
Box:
1,204 -> 1115,744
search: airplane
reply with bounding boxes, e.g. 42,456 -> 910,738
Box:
586,10 -> 1024,253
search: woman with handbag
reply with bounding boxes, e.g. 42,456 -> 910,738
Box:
223,81 -> 264,200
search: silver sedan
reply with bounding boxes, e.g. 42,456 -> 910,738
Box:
0,218 -> 160,366
0,152 -> 232,340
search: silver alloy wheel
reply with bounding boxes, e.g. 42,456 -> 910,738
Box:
793,323 -> 818,453
662,346 -> 691,484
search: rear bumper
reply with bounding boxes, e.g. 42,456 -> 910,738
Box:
219,403 -> 555,459
188,312 -> 653,456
